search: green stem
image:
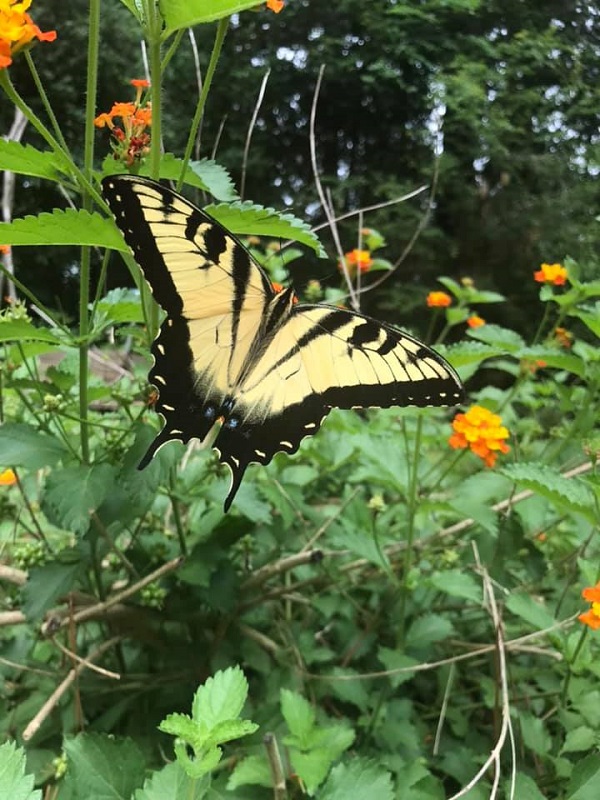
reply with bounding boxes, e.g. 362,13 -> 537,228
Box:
561,627 -> 588,705
78,0 -> 101,465
24,51 -> 70,153
396,416 -> 423,644
177,17 -> 229,191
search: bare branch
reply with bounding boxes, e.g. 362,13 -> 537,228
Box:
240,69 -> 271,200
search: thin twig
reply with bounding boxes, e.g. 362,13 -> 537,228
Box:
0,564 -> 27,585
263,733 -> 287,799
240,69 -> 271,200
51,637 -> 121,679
241,551 -> 323,591
22,637 -> 121,741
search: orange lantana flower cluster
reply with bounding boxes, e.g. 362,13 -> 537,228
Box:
0,468 -> 17,485
449,405 -> 510,468
579,583 -> 600,630
0,0 -> 56,69
534,262 -> 568,286
554,327 -> 573,349
467,314 -> 485,328
266,0 -> 284,11
426,291 -> 452,308
339,249 -> 373,277
94,79 -> 152,167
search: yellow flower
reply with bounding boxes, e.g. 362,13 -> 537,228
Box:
534,262 -> 568,286
0,467 -> 17,485
426,291 -> 452,308
579,583 -> 600,630
467,314 -> 485,328
448,405 -> 510,468
0,0 -> 56,69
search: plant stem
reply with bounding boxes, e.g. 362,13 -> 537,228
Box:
177,17 -> 229,191
78,0 -> 101,465
24,51 -> 70,154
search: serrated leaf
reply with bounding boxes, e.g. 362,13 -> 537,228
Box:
561,726 -> 597,754
192,665 -> 249,729
517,346 -> 586,377
445,341 -> 507,367
506,773 -> 547,800
405,614 -> 454,650
95,288 -> 144,324
134,762 -> 207,800
0,320 -> 61,344
288,749 -> 335,794
376,648 -> 419,689
566,753 -> 600,799
21,559 -> 80,621
519,713 -> 551,756
501,463 -> 595,520
158,713 -> 198,743
204,719 -> 258,747
505,593 -> 556,630
0,423 -> 68,469
280,689 -> 315,743
321,759 -> 394,800
0,140 -> 63,180
173,740 -> 221,780
568,304 -> 600,338
428,570 -> 482,602
205,201 -> 324,256
42,464 -> 114,536
0,209 -> 127,250
162,0 -> 261,30
226,754 -> 272,790
467,323 -> 525,351
63,733 -> 145,800
464,289 -> 506,304
0,741 -> 42,800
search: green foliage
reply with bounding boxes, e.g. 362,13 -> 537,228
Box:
1,1 -> 600,800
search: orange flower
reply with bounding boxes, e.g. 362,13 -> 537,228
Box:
554,327 -> 573,349
426,291 -> 452,308
266,0 -> 284,11
579,583 -> 600,630
95,89 -> 152,166
0,0 -> 56,69
130,78 -> 150,88
467,314 -> 485,328
0,468 -> 17,486
0,244 -> 10,254
339,249 -> 373,276
534,262 -> 568,286
521,358 -> 547,374
448,405 -> 510,468
271,282 -> 297,303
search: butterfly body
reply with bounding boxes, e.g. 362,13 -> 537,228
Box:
102,176 -> 465,510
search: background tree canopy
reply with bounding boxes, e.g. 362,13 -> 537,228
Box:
3,0 -> 599,330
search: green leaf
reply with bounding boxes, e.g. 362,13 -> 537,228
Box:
467,323 -> 525,351
158,714 -> 198,745
204,719 -> 258,747
568,304 -> 600,338
0,741 -> 42,800
63,733 -> 145,800
42,464 -> 114,536
162,0 -> 262,30
428,570 -> 483,603
95,288 -> 144,324
0,423 -> 68,470
517,346 -> 586,377
376,648 -> 419,689
519,713 -> 552,757
445,341 -> 507,367
191,665 -> 250,730
505,593 -> 556,631
205,201 -> 324,256
0,209 -> 127,250
566,753 -> 600,799
321,759 -> 394,800
134,762 -> 207,800
561,727 -> 597,754
405,614 -> 454,650
0,320 -> 61,344
21,559 -> 80,621
501,463 -> 595,520
0,140 -> 63,181
226,755 -> 272,790
280,689 -> 315,744
288,749 -> 335,794
506,773 -> 547,800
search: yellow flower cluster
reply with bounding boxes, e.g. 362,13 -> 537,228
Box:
534,262 -> 568,286
0,0 -> 55,69
449,405 -> 510,468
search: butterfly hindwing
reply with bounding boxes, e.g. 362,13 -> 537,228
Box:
103,176 -> 464,511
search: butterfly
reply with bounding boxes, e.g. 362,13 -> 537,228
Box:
102,176 -> 465,511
